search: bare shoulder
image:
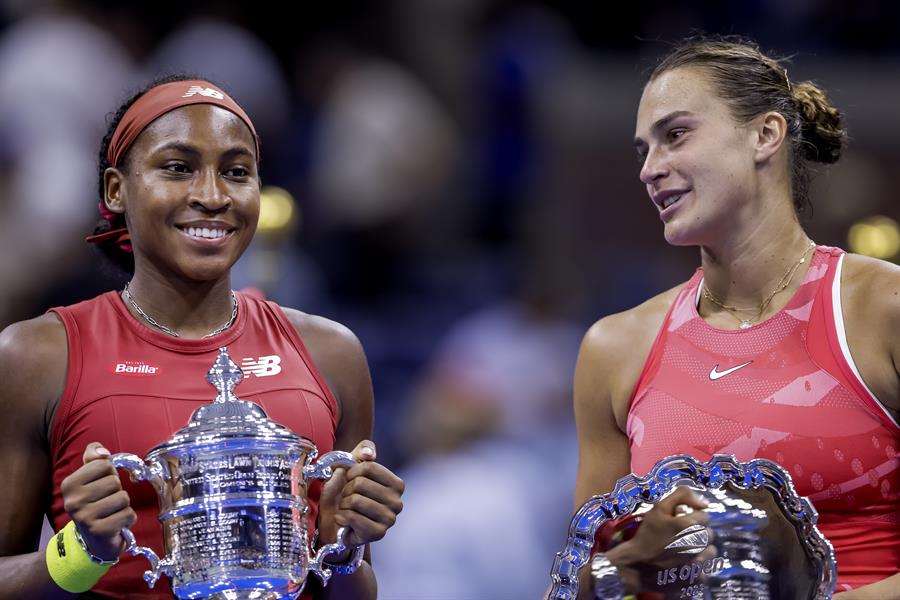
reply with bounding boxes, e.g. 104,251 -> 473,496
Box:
279,307 -> 365,362
0,311 -> 67,355
0,313 -> 68,433
573,284 -> 683,503
840,254 -> 900,402
581,285 -> 682,377
0,313 -> 68,388
841,253 -> 900,305
277,307 -> 372,425
841,253 -> 900,343
577,284 -> 683,426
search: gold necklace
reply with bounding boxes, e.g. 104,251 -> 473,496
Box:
122,282 -> 237,338
703,241 -> 815,329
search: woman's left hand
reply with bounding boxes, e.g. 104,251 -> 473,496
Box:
318,440 -> 405,548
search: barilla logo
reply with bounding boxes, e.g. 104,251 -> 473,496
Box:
241,355 -> 282,378
112,361 -> 160,376
182,86 -> 224,100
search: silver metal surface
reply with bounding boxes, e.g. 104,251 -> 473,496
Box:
589,553 -> 624,600
111,347 -> 362,599
548,454 -> 837,600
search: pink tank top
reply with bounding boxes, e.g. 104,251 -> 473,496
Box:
628,246 -> 899,591
49,291 -> 338,599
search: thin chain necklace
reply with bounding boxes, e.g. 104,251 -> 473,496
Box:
122,282 -> 237,338
702,241 -> 816,330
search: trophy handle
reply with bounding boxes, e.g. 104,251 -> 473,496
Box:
309,526 -> 366,585
303,450 -> 365,584
109,453 -> 172,588
120,527 -> 172,588
109,452 -> 167,493
109,452 -> 154,480
302,449 -> 356,480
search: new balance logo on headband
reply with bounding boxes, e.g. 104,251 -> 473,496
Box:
182,86 -> 225,100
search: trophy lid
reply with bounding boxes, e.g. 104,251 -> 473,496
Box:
190,346 -> 268,421
150,347 -> 307,453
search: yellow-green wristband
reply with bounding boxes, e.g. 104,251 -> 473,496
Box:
45,521 -> 114,593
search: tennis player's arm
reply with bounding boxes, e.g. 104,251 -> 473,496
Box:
572,317 -> 638,600
0,316 -> 75,599
834,261 -> 900,599
573,318 -> 635,509
285,311 -> 381,600
834,575 -> 900,600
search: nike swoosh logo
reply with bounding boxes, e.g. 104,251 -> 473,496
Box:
709,360 -> 753,380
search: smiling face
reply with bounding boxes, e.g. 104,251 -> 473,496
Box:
106,104 -> 260,282
634,67 -> 760,247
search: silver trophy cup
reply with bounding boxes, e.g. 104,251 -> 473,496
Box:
110,347 -> 363,599
549,455 -> 837,599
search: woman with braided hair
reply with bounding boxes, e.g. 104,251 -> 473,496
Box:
574,36 -> 899,598
0,75 -> 404,599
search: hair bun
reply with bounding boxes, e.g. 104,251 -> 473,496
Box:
792,81 -> 845,164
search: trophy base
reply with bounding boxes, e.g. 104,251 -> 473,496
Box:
204,593 -> 293,600
174,572 -> 303,600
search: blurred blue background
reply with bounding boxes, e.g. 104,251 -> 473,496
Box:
1,2 -> 898,598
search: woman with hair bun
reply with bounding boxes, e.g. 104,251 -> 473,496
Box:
0,75 -> 403,599
574,36 -> 899,598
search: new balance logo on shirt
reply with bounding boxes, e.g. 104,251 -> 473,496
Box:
182,86 -> 225,100
241,355 -> 282,377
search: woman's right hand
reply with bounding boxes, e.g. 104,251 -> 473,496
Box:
625,486 -> 710,564
59,442 -> 136,562
605,486 -> 713,591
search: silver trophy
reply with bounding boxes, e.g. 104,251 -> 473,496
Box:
110,347 -> 364,599
549,455 -> 837,599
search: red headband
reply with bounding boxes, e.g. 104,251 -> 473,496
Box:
86,80 -> 259,248
107,80 -> 258,168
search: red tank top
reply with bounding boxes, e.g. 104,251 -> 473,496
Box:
48,291 -> 339,599
627,246 -> 900,591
